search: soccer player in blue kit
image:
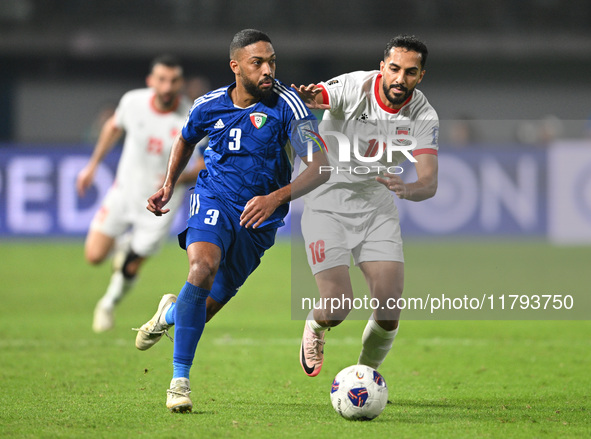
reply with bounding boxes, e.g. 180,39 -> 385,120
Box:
133,29 -> 329,413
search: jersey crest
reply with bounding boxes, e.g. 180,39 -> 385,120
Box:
250,112 -> 267,129
396,127 -> 412,145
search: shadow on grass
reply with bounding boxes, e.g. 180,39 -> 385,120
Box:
382,395 -> 579,426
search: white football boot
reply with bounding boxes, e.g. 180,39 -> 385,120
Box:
133,294 -> 176,350
166,378 -> 193,413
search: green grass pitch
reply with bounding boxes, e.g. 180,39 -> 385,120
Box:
0,239 -> 589,438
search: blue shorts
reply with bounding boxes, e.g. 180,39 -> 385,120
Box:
178,191 -> 277,305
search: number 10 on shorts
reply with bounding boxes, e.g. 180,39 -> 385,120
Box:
309,240 -> 325,265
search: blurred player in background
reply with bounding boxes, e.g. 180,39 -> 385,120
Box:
76,55 -> 204,333
293,35 -> 439,377
184,75 -> 212,102
133,29 -> 328,413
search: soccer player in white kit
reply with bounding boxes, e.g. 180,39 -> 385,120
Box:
76,55 -> 204,333
294,35 -> 439,376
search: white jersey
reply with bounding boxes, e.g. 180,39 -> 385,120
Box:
303,70 -> 439,213
112,88 -> 193,210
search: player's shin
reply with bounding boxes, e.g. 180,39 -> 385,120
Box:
100,248 -> 143,309
358,316 -> 399,370
93,270 -> 137,332
172,282 -> 209,379
102,270 -> 137,307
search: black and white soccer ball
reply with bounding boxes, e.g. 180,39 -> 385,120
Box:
330,364 -> 388,420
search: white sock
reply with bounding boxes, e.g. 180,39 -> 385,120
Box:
306,310 -> 329,334
100,271 -> 136,308
358,317 -> 398,369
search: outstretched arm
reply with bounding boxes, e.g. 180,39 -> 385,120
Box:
147,133 -> 196,216
76,114 -> 123,197
240,149 -> 330,228
376,153 -> 438,201
291,83 -> 331,110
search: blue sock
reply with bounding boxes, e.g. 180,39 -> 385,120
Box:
165,302 -> 176,325
172,362 -> 191,380
172,282 -> 209,379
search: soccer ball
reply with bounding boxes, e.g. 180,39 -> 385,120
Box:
330,364 -> 388,421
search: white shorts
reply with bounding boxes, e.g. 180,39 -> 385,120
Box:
301,200 -> 404,275
89,185 -> 179,257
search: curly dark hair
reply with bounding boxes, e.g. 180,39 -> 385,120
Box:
384,35 -> 428,69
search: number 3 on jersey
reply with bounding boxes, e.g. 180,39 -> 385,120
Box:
228,128 -> 241,150
204,209 -> 219,226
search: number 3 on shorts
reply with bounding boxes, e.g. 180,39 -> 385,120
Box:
204,209 -> 219,226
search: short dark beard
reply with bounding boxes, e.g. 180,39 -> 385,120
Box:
157,93 -> 176,110
241,75 -> 274,101
382,81 -> 413,106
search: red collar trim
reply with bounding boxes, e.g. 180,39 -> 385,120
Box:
374,73 -> 412,114
150,93 -> 179,114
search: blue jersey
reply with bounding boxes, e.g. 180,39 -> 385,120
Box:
182,79 -> 318,228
